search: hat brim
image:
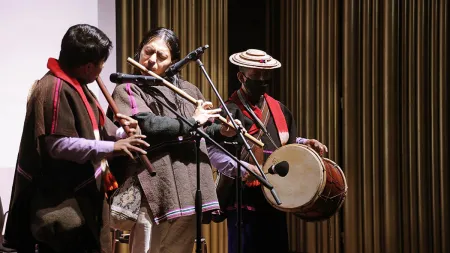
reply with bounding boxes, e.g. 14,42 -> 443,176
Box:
229,53 -> 281,69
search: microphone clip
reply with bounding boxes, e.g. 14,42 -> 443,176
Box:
187,45 -> 209,61
165,45 -> 210,77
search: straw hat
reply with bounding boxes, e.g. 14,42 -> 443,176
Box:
229,49 -> 281,69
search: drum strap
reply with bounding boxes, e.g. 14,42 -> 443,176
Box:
239,97 -> 271,187
240,98 -> 270,164
237,90 -> 279,148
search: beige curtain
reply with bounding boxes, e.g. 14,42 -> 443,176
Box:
116,1 -> 228,253
269,0 -> 449,253
117,0 -> 448,252
267,1 -> 342,252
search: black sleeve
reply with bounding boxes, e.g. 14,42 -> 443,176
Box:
133,112 -> 197,140
203,122 -> 227,143
211,103 -> 250,146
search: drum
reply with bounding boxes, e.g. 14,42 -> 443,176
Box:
261,144 -> 347,222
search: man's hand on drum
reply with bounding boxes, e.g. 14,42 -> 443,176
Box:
242,164 -> 261,182
305,139 -> 328,156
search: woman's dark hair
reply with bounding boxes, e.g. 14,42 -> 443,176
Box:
58,24 -> 112,69
133,27 -> 181,70
134,27 -> 186,113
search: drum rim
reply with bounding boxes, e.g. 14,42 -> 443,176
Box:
322,158 -> 348,192
262,144 -> 327,212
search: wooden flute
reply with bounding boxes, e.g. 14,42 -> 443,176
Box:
126,57 -> 264,148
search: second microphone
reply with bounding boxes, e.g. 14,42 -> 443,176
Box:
110,72 -> 161,86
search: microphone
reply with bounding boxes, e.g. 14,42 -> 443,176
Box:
110,73 -> 160,85
165,45 -> 209,77
268,161 -> 289,177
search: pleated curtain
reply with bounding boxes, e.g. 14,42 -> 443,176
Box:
117,1 -> 449,252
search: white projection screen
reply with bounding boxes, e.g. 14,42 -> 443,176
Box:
0,0 -> 116,211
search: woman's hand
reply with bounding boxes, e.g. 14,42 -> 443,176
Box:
192,100 -> 222,125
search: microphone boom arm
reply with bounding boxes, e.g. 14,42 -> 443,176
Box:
165,45 -> 210,77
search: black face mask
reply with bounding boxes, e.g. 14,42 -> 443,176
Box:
243,78 -> 270,100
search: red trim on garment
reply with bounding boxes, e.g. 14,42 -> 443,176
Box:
51,78 -> 62,133
47,58 -> 105,129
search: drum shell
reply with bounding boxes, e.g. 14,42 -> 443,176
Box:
295,158 -> 347,222
262,144 -> 347,222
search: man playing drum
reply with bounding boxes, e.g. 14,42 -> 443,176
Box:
208,49 -> 327,253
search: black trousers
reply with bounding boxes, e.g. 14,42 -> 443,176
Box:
227,209 -> 289,253
36,243 -> 100,253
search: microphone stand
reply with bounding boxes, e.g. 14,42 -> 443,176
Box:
195,58 -> 282,253
222,141 -> 243,253
139,90 -> 272,253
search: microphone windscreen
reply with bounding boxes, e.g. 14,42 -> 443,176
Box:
276,161 -> 289,177
110,73 -> 120,83
269,161 -> 289,177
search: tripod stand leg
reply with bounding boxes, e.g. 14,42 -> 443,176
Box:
235,153 -> 243,253
222,141 -> 243,253
194,134 -> 203,253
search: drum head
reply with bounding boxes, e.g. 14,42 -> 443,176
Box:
262,144 -> 326,212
